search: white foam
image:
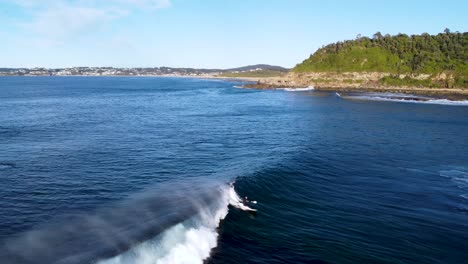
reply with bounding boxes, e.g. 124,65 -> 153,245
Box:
344,95 -> 468,106
228,186 -> 256,211
282,86 -> 315,92
96,185 -> 233,264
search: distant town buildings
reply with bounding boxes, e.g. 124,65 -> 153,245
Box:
0,67 -> 223,77
0,65 -> 286,77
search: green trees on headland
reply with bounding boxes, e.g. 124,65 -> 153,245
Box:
293,30 -> 467,87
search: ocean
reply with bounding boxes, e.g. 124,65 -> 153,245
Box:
0,76 -> 467,264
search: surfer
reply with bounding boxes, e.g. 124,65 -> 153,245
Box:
244,196 -> 249,203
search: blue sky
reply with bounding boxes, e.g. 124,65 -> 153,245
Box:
0,0 -> 466,68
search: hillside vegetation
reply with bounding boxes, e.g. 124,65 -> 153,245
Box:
293,30 -> 467,87
219,70 -> 286,78
226,64 -> 289,72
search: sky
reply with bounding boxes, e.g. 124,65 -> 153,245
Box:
0,0 -> 466,69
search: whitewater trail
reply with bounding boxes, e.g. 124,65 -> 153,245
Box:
356,96 -> 468,105
338,93 -> 468,106
97,185 -> 250,264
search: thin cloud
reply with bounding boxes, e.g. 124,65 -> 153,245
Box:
10,0 -> 171,9
26,5 -> 124,37
117,0 -> 171,9
10,0 -> 171,43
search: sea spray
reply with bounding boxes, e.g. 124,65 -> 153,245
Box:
97,185 -> 232,264
0,181 -> 231,264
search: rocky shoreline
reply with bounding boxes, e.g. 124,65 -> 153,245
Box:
229,72 -> 468,100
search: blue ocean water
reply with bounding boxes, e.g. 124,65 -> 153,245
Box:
0,76 -> 467,264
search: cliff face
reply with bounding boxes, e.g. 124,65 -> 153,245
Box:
287,72 -> 388,88
250,72 -> 383,88
253,72 -> 449,87
286,71 -> 460,88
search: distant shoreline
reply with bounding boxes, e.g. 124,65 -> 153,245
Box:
0,73 -> 256,81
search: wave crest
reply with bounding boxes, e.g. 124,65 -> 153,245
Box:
0,181 -> 238,264
97,184 -> 240,264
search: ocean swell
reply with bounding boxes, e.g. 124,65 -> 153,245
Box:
440,166 -> 468,200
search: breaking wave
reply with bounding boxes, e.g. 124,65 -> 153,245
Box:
338,92 -> 468,106
281,86 -> 315,92
98,183 -> 255,264
0,181 -> 247,264
97,191 -> 229,264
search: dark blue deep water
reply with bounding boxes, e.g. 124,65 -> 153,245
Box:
0,77 -> 467,264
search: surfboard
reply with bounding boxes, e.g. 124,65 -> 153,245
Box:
238,203 -> 257,212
